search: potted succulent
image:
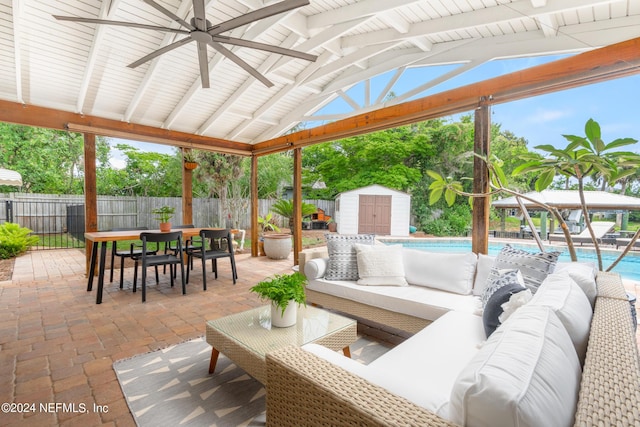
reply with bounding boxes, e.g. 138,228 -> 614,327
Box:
152,206 -> 175,232
183,151 -> 198,170
250,272 -> 307,327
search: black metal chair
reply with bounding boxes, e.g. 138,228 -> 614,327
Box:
137,231 -> 186,302
187,229 -> 237,290
164,224 -> 203,274
110,227 -> 156,289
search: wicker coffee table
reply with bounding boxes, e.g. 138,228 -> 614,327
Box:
206,305 -> 357,384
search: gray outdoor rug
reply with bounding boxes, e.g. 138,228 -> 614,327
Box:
114,335 -> 392,427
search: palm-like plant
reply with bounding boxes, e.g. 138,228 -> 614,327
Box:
514,118 -> 640,271
270,199 -> 317,233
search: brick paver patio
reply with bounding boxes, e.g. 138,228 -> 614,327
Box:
0,248 -> 295,426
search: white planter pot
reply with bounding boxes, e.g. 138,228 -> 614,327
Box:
271,302 -> 297,327
263,233 -> 292,259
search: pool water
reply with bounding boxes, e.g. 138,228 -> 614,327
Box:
388,239 -> 640,282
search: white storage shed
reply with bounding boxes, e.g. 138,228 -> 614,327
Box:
334,185 -> 411,236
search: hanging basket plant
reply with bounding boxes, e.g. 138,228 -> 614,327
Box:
183,151 -> 198,170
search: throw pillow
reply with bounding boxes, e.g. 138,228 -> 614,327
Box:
324,234 -> 375,281
481,269 -> 525,307
482,270 -> 528,336
487,245 -> 560,294
354,244 -> 408,286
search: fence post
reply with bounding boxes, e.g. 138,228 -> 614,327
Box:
6,200 -> 13,222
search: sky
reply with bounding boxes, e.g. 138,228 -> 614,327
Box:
109,53 -> 640,167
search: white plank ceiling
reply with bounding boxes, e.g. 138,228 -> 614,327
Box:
2,0 -> 639,145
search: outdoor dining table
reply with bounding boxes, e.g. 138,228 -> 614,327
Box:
85,228 -> 211,304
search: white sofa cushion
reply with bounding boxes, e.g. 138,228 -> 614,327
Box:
473,254 -> 496,296
529,271 -> 593,363
402,249 -> 477,295
450,305 -> 581,427
306,277 -> 480,321
303,311 -> 485,418
553,261 -> 597,307
354,244 -> 408,286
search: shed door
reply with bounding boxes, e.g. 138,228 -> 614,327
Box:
358,195 -> 391,235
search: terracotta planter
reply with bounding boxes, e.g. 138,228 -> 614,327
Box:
271,302 -> 297,327
159,222 -> 171,232
263,233 -> 292,259
184,161 -> 198,170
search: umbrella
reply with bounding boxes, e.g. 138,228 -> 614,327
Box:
0,168 -> 22,186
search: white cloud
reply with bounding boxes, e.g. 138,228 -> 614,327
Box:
524,108 -> 572,124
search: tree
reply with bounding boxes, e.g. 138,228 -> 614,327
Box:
196,152 -> 245,227
514,118 -> 640,271
0,123 -> 110,194
270,199 -> 317,232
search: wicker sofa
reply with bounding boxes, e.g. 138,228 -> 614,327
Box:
267,247 -> 640,426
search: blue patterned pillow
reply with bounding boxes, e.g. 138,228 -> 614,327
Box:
487,245 -> 560,295
324,234 -> 375,281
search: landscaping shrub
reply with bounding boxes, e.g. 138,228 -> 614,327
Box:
0,223 -> 39,259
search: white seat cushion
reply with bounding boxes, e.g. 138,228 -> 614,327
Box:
450,305 -> 581,427
303,311 -> 485,418
307,278 -> 481,321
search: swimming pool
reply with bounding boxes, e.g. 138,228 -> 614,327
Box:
383,238 -> 640,282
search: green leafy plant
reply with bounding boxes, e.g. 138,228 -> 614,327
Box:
152,206 -> 175,223
250,272 -> 307,316
270,199 -> 318,233
0,223 -> 39,259
258,212 -> 280,234
183,150 -> 197,163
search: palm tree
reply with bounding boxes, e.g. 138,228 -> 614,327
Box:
270,199 -> 318,233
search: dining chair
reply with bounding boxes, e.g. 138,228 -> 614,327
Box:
165,224 -> 203,274
110,226 -> 156,289
187,229 -> 237,290
137,231 -> 186,302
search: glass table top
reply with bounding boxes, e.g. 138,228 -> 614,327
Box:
206,305 -> 356,358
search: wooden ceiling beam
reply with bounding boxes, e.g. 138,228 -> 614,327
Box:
0,100 -> 253,156
253,36 -> 640,155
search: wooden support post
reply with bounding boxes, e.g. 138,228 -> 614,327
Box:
251,155 -> 259,257
181,148 -> 193,225
293,148 -> 302,265
472,100 -> 491,255
83,133 -> 98,276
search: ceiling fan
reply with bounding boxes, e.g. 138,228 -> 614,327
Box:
53,0 -> 317,88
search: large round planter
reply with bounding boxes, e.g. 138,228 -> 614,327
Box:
271,302 -> 297,327
263,233 -> 292,259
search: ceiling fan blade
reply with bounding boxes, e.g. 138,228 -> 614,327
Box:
208,41 -> 274,88
196,41 -> 210,88
191,0 -> 208,31
53,15 -> 189,34
142,0 -> 195,30
213,36 -> 317,62
128,36 -> 194,68
207,0 -> 309,36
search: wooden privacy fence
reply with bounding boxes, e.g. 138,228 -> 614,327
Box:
0,193 -> 334,250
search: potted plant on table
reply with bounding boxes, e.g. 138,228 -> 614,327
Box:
152,206 -> 175,232
250,272 -> 307,327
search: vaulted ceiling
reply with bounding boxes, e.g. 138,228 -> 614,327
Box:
2,0 -> 640,153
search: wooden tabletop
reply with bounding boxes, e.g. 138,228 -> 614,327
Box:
84,227 -> 213,243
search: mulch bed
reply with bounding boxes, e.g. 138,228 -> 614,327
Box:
0,258 -> 14,282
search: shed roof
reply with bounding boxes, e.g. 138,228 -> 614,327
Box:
337,184 -> 409,197
492,190 -> 640,211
